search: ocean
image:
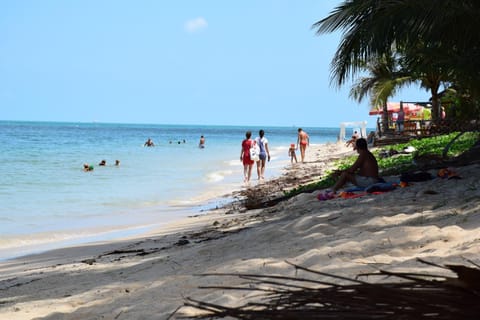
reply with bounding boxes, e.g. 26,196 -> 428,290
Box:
0,121 -> 350,260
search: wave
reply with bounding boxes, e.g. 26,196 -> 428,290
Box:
205,170 -> 234,183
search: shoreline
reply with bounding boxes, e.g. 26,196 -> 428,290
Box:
2,141 -> 478,319
0,142 -> 345,260
0,143 -> 310,262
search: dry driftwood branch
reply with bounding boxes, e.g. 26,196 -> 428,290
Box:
174,259 -> 480,319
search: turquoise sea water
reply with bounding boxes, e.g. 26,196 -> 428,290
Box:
0,121 -> 348,260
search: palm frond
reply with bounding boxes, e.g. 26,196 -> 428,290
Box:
175,260 -> 480,319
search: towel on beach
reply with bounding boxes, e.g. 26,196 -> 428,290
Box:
339,192 -> 367,199
345,181 -> 397,193
318,182 -> 397,202
345,186 -> 365,192
365,182 -> 397,193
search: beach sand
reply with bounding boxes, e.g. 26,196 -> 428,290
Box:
1,142 -> 479,319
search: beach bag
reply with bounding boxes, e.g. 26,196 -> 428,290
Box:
400,171 -> 433,182
249,140 -> 260,161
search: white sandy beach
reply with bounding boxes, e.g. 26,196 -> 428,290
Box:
0,142 -> 479,319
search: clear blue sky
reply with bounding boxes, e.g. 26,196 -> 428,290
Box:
0,0 -> 429,127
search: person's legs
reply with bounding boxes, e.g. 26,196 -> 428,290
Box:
260,159 -> 267,178
300,145 -> 306,162
332,171 -> 357,193
247,163 -> 254,182
354,175 -> 378,188
397,121 -> 404,134
258,154 -> 266,179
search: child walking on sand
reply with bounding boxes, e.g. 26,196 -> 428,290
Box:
288,143 -> 297,163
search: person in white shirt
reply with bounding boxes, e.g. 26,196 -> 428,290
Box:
255,129 -> 271,180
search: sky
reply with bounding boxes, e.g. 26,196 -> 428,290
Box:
0,0 -> 430,128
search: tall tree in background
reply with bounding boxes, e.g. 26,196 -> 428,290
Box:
349,54 -> 411,132
401,42 -> 451,122
313,0 -> 480,123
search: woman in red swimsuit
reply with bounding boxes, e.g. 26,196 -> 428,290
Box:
296,128 -> 309,163
240,131 -> 255,183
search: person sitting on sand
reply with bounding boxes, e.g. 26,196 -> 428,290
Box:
321,138 -> 380,198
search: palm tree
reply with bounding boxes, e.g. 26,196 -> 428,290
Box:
312,0 -> 480,124
349,54 -> 411,133
401,42 -> 451,122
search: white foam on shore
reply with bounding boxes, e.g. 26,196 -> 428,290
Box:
205,170 -> 234,182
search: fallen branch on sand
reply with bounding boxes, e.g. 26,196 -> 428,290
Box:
175,259 -> 480,319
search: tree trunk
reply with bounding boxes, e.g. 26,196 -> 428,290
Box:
430,86 -> 441,124
382,101 -> 388,134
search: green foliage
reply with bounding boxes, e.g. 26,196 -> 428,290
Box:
378,131 -> 478,158
283,132 -> 479,198
312,0 -> 480,117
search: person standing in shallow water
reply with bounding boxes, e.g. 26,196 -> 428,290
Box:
240,131 -> 255,183
297,128 -> 309,163
255,129 -> 270,180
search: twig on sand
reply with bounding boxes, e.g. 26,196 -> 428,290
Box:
174,259 -> 480,319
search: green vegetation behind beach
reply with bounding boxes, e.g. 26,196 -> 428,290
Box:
287,132 -> 480,196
